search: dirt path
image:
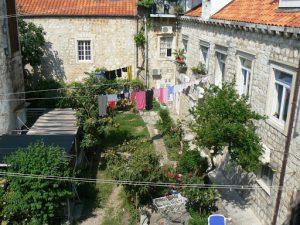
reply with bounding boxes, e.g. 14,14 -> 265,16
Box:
79,185 -> 122,225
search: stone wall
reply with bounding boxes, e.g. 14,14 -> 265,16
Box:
0,0 -> 24,135
175,18 -> 300,225
24,17 -> 138,82
147,18 -> 178,88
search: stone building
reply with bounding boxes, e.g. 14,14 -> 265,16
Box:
173,0 -> 300,224
17,0 -> 140,82
0,0 -> 25,135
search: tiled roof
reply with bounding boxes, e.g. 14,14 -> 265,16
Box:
212,0 -> 300,28
16,0 -> 137,17
185,5 -> 202,17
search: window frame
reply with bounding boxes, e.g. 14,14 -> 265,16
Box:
214,51 -> 227,88
158,35 -> 174,60
199,43 -> 210,72
266,62 -> 297,133
257,165 -> 274,195
76,39 -> 93,63
236,53 -> 255,98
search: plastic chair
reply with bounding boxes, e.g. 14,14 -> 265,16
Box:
208,214 -> 226,225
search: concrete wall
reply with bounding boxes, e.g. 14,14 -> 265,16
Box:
177,18 -> 300,224
24,17 -> 138,83
0,0 -> 24,135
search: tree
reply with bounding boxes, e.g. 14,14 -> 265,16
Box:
18,17 -> 46,73
190,82 -> 265,172
0,141 -> 73,224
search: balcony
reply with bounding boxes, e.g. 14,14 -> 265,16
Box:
149,0 -> 201,17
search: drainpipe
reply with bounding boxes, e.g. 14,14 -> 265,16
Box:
145,16 -> 149,88
272,59 -> 300,225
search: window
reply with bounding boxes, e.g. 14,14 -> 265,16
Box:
201,46 -> 209,69
272,70 -> 292,124
77,40 -> 91,61
215,52 -> 226,88
259,165 -> 274,187
238,57 -> 252,96
160,37 -> 173,58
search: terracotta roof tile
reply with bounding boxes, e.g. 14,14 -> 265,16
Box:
16,0 -> 137,17
185,5 -> 202,17
212,0 -> 300,28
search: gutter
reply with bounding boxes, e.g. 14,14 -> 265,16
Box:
271,60 -> 300,225
180,16 -> 300,37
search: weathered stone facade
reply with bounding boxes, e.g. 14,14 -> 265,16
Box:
24,17 -> 138,82
172,17 -> 300,225
0,0 -> 25,135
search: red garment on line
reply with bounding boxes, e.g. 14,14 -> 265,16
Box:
131,91 -> 137,101
108,101 -> 116,108
136,91 -> 146,111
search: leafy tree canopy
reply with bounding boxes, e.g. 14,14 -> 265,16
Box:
18,17 -> 46,69
1,141 -> 73,224
190,83 -> 265,172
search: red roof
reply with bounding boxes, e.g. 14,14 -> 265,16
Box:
212,0 -> 300,28
16,0 -> 137,17
185,5 -> 202,17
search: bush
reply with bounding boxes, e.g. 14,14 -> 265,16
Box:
189,211 -> 209,225
178,150 -> 208,176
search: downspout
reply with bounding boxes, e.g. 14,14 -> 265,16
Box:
136,16 -> 139,78
145,16 -> 149,88
272,59 -> 300,225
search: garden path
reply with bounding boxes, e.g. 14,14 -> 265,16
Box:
79,185 -> 122,225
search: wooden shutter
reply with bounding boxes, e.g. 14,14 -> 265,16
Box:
6,0 -> 19,54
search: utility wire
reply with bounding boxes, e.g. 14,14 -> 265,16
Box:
0,171 -> 292,191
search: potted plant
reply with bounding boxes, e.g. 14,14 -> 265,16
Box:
191,62 -> 207,76
173,49 -> 187,72
174,4 -> 184,15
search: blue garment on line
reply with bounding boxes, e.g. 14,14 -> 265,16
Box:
167,86 -> 174,100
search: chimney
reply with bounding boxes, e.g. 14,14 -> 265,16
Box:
279,0 -> 300,8
202,0 -> 233,19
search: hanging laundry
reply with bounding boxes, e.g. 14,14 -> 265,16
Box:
167,86 -> 174,101
174,85 -> 180,94
122,67 -> 128,72
108,101 -> 117,108
117,93 -> 125,99
98,95 -> 108,117
154,88 -> 160,98
159,87 -> 167,104
146,89 -> 154,110
128,65 -> 132,81
131,91 -> 137,101
136,91 -> 146,110
107,94 -> 118,108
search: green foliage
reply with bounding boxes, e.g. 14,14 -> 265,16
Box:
190,82 -> 265,172
137,0 -> 155,8
18,17 -> 46,69
188,211 -> 209,225
182,176 -> 216,214
178,150 -> 208,176
1,142 -> 73,224
173,48 -> 186,60
25,78 -> 69,108
67,73 -> 127,149
191,62 -> 207,75
105,139 -> 163,201
157,109 -> 184,160
174,4 -> 184,14
134,31 -> 146,46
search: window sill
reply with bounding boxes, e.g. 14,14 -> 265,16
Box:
266,117 -> 287,136
256,179 -> 271,196
158,58 -> 174,61
77,60 -> 93,64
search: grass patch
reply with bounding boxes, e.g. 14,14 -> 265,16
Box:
114,112 -> 149,138
101,208 -> 124,225
96,168 -> 114,207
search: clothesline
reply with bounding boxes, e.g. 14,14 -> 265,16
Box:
98,77 -> 208,116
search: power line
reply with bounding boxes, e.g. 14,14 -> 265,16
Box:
0,171 -> 295,191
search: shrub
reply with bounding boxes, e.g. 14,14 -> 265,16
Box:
178,150 -> 208,176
